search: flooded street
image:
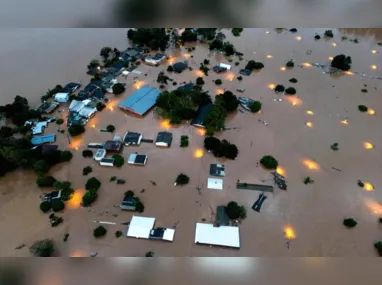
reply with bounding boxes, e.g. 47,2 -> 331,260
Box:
0,28 -> 382,257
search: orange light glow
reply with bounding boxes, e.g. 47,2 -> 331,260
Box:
363,183 -> 374,192
368,109 -> 375,115
268,83 -> 276,89
280,66 -> 286,71
284,226 -> 296,240
328,56 -> 333,60
306,122 -> 313,127
344,71 -> 354,75
371,50 -> 377,54
341,119 -> 349,125
286,96 -> 302,107
160,119 -> 171,129
109,106 -> 114,111
332,42 -> 337,47
266,54 -> 273,59
92,124 -> 96,128
194,148 -> 204,158
296,36 -> 302,41
71,251 -> 86,257
365,198 -> 382,215
196,128 -> 206,136
226,73 -> 235,81
302,159 -> 320,171
306,110 -> 314,115
195,70 -> 205,77
276,166 -> 286,177
167,57 -> 175,65
371,65 -> 377,70
302,62 -> 312,67
67,189 -> 86,209
363,142 -> 374,149
216,89 -> 224,95
134,80 -> 144,89
183,53 -> 191,59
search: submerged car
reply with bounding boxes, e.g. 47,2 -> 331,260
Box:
116,179 -> 126,184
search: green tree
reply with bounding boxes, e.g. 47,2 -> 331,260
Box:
226,201 -> 246,220
115,230 -> 123,238
196,77 -> 205,85
127,29 -> 135,40
167,65 -> 174,72
60,150 -> 73,162
285,87 -> 296,95
40,201 -> 51,213
82,149 -> 93,158
93,226 -> 107,238
232,28 -> 243,36
286,60 -> 294,68
260,155 -> 279,170
83,166 -> 93,176
221,140 -> 239,160
29,239 -> 54,257
275,85 -> 285,92
135,197 -> 145,213
331,54 -> 352,71
112,154 -> 125,167
245,60 -> 264,70
204,136 -> 221,151
196,28 -> 217,40
68,125 -> 85,136
181,28 -> 197,43
209,39 -> 223,51
125,190 -> 135,197
96,102 -> 106,111
56,118 -> 64,125
88,59 -> 100,69
249,101 -> 262,113
324,30 -> 334,38
85,177 -> 101,191
145,250 -> 154,257
314,34 -> 321,40
223,42 -> 235,56
215,91 -> 239,112
36,176 -> 56,187
112,83 -> 126,95
106,125 -> 115,132
100,46 -> 112,60
34,160 -> 50,174
157,71 -> 171,85
82,190 -> 97,206
51,200 -> 65,212
289,78 -> 298,83
343,218 -> 357,228
358,105 -> 368,112
180,135 -> 189,147
214,79 -> 222,85
331,143 -> 339,151
374,242 -> 382,256
128,28 -> 170,51
175,173 -> 190,185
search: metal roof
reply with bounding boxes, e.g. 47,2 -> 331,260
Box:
191,104 -> 213,127
31,134 -> 56,146
127,216 -> 156,239
119,86 -> 161,116
195,223 -> 240,248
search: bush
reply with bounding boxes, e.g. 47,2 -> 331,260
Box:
63,233 -> 69,242
124,190 -> 135,197
56,118 -> 64,125
237,76 -> 243,81
330,143 -> 339,151
115,230 -> 123,238
232,28 -> 243,36
36,176 -> 56,187
215,91 -> 239,112
68,125 -> 85,136
83,166 -> 93,176
289,28 -> 297,32
112,154 -> 125,167
40,201 -> 51,213
173,82 -> 177,86
221,140 -> 239,160
343,218 -> 357,228
314,34 -> 321,40
112,83 -> 126,95
361,89 -> 368,93
204,136 -> 221,151
106,125 -> 115,132
176,173 -> 190,185
331,54 -> 352,71
110,176 -> 117,182
96,102 -> 106,111
304,176 -> 314,184
167,65 -> 174,72
82,190 -> 97,206
374,242 -> 382,256
358,105 -> 368,112
285,87 -> 296,95
85,177 -> 101,191
215,79 -> 222,85
61,187 -> 74,201
180,135 -> 189,147
324,30 -> 334,38
245,60 -> 264,70
51,200 -> 65,212
357,180 -> 364,187
226,201 -> 246,220
289,78 -> 298,83
260,155 -> 279,170
249,101 -> 262,113
286,60 -> 294,68
82,149 -> 93,158
275,84 -> 285,93
30,239 -> 54,257
145,250 -> 154,257
203,59 -> 210,65
34,160 -> 50,174
61,150 -> 73,162
196,77 -> 205,85
93,226 -> 107,238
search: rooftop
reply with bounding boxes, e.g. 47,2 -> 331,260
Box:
103,140 -> 123,152
155,131 -> 173,145
216,206 -> 230,226
127,216 -> 156,239
123,132 -> 142,145
209,164 -> 225,177
191,104 -> 213,127
119,85 -> 161,116
195,223 -> 240,248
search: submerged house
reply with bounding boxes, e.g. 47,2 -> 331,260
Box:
238,97 -> 254,111
94,149 -> 106,161
100,157 -> 115,167
123,132 -> 143,146
209,164 -> 225,177
155,131 -> 172,147
172,62 -> 188,73
191,104 -> 213,128
54,92 -> 70,103
239,69 -> 252,76
128,153 -> 148,165
78,83 -> 101,100
127,216 -> 175,242
69,100 -> 97,119
103,140 -> 123,153
31,134 -> 56,146
36,101 -> 60,114
120,195 -> 136,211
63,82 -> 81,93
194,223 -> 240,248
119,85 -> 161,116
144,53 -> 166,66
177,83 -> 194,91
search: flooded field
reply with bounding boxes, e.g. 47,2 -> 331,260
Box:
0,28 -> 382,257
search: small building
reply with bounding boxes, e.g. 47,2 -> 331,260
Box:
31,134 -> 56,146
78,83 -> 100,99
69,100 -> 97,119
41,190 -> 62,203
32,121 -> 48,135
194,223 -> 240,248
213,66 -> 227,73
87,143 -> 104,149
172,62 -> 188,73
79,106 -> 97,119
99,158 -> 115,167
219,63 -> 232,71
103,140 -> 123,153
37,102 -> 59,114
123,132 -> 143,146
216,206 -> 230,226
119,86 -> 161,116
177,83 -> 194,91
67,111 -> 88,127
149,228 -> 175,242
155,131 -> 173,147
128,153 -> 147,165
144,53 -> 166,66
127,216 -> 156,239
54,92 -> 70,103
207,178 -> 223,190
209,164 -> 225,177
94,149 -> 106,161
191,104 -> 213,128
238,97 -> 254,111
63,82 -> 81,93
120,196 -> 136,211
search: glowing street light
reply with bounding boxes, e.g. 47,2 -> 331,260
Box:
302,62 -> 312,67
363,142 -> 374,149
280,66 -> 286,71
268,83 -> 276,89
194,148 -> 204,158
284,226 -> 296,240
306,110 -> 314,115
306,122 -> 313,128
368,108 -> 376,115
266,54 -> 273,59
276,166 -> 286,176
328,56 -> 333,60
296,36 -> 302,41
302,159 -> 320,171
332,42 -> 337,47
265,31 -> 270,34
371,65 -> 377,70
371,50 -> 377,54
363,183 -> 374,192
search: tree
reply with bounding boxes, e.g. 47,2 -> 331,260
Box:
289,78 -> 298,83
358,105 -> 368,112
245,60 -> 264,70
223,42 -> 236,56
82,149 -> 93,158
112,154 -> 125,167
175,173 -> 190,185
331,143 -> 339,151
180,135 -> 189,147
374,242 -> 382,256
181,28 -> 197,43
88,59 -> 100,69
215,91 -> 239,112
83,166 -> 93,176
106,125 -> 115,132
196,28 -> 217,40
135,198 -> 145,213
56,118 -> 64,125
260,155 -> 279,170
275,85 -> 285,93
304,176 -> 314,185
100,47 -> 112,60
68,125 -> 85,136
112,83 -> 126,95
286,60 -> 294,68
82,190 -> 97,206
128,28 -> 170,51
30,239 -> 54,257
40,201 -> 51,213
125,190 -> 135,197
324,30 -> 334,38
196,77 -> 205,85
226,201 -> 246,220
331,54 -> 352,71
249,101 -> 262,113
222,140 -> 239,160
86,177 -> 101,191
357,180 -> 364,187
237,76 -> 243,81
115,230 -> 123,238
314,34 -> 321,40
289,28 -> 298,32
285,87 -> 296,95
157,71 -> 171,85
167,65 -> 174,72
93,226 -> 107,238
60,150 -> 73,162
204,136 -> 221,151
232,28 -> 243,36
51,200 -> 65,212
34,160 -> 50,174
145,250 -> 154,257
127,29 -> 135,40
96,102 -> 106,111
343,218 -> 357,228
36,176 -> 56,187
209,39 -> 223,51
215,79 -> 222,85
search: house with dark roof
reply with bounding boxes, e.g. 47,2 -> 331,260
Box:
213,66 -> 228,73
63,82 -> 81,93
120,196 -> 136,211
155,131 -> 172,147
123,132 -> 143,146
103,140 -> 123,153
177,83 -> 194,91
239,69 -> 252,76
119,86 -> 161,116
128,153 -> 148,165
172,62 -> 188,73
86,67 -> 99,75
78,83 -> 101,100
216,206 -> 230,226
191,104 -> 213,128
210,164 -> 225,177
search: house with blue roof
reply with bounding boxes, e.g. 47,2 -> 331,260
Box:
119,85 -> 161,116
31,134 -> 56,146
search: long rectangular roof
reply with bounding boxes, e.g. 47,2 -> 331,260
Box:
127,216 -> 156,239
195,223 -> 240,248
191,104 -> 213,127
31,134 -> 56,146
119,85 -> 161,116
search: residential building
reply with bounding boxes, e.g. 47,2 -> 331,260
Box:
54,92 -> 70,103
119,86 -> 161,116
100,158 -> 115,167
172,62 -> 188,73
63,82 -> 81,93
128,153 -> 147,165
94,149 -> 106,161
31,134 -> 56,146
103,140 -> 123,153
209,164 -> 225,177
155,131 -> 173,147
177,83 -> 194,91
194,223 -> 240,248
127,216 -> 175,242
191,104 -> 213,128
123,132 -> 143,146
120,196 -> 136,211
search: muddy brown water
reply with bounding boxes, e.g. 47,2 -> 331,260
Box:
0,28 -> 382,257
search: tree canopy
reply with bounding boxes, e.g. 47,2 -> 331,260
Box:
215,91 -> 239,112
196,28 -> 217,40
127,28 -> 170,51
175,173 -> 190,185
226,201 -> 246,220
112,154 -> 125,167
249,101 -> 262,113
30,239 -> 54,257
0,96 -> 41,126
204,137 -> 239,159
331,54 -> 352,71
68,125 -> 85,136
245,60 -> 264,70
260,155 -> 279,169
181,28 -> 197,43
112,83 -> 126,95
85,177 -> 101,191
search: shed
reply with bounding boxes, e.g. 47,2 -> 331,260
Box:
103,140 -> 123,153
119,86 -> 161,116
149,228 -> 175,242
207,178 -> 223,190
209,164 -> 225,177
219,63 -> 232,70
123,132 -> 143,146
191,104 -> 213,128
94,149 -> 106,161
194,223 -> 240,248
100,158 -> 115,167
155,131 -> 173,147
216,206 -> 230,226
31,134 -> 56,146
54,93 -> 70,103
120,196 -> 136,211
127,216 -> 156,239
128,153 -> 147,165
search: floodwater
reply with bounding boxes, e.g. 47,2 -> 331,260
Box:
1,28 -> 382,257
